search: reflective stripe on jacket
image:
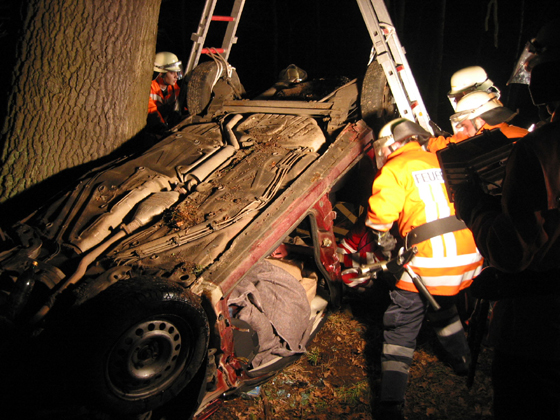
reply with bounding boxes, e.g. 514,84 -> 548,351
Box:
367,142 -> 483,295
148,79 -> 180,124
426,122 -> 528,153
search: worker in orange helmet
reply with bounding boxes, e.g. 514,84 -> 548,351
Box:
366,118 -> 484,420
147,51 -> 184,133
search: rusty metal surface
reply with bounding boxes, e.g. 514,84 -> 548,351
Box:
0,77 -> 371,418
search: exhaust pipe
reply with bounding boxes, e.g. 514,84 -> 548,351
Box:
32,191 -> 180,324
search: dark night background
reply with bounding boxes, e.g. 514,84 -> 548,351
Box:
157,0 -> 560,133
0,2 -> 558,417
1,1 -> 560,138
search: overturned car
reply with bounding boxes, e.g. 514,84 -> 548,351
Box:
0,61 -> 382,419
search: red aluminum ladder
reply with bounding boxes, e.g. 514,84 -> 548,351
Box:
356,0 -> 433,133
185,0 -> 246,77
184,0 -> 432,133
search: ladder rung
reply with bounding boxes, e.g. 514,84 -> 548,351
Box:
211,16 -> 234,21
185,0 -> 246,76
201,47 -> 226,54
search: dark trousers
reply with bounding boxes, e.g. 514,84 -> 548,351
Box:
380,289 -> 470,402
493,350 -> 560,420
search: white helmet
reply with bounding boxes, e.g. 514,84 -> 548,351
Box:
449,91 -> 514,133
447,66 -> 500,110
154,52 -> 183,79
373,118 -> 430,168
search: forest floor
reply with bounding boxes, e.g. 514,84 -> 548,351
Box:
14,280 -> 494,420
204,285 -> 494,420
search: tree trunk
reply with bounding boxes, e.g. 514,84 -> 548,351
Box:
0,0 -> 161,212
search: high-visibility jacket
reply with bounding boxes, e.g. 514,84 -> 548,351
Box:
427,122 -> 528,153
148,79 -> 180,124
366,142 -> 483,296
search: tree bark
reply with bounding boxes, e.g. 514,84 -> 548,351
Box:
0,0 -> 161,208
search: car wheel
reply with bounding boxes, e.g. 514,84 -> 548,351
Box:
59,276 -> 209,415
187,61 -> 219,116
360,60 -> 398,133
187,61 -> 245,116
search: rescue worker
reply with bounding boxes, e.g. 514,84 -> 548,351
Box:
254,64 -> 308,100
147,51 -> 183,132
427,90 -> 528,153
337,213 -> 396,290
454,20 -> 560,420
366,118 -> 484,420
447,65 -> 501,111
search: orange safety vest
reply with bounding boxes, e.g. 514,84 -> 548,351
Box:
148,79 -> 180,124
426,122 -> 529,153
367,142 -> 483,296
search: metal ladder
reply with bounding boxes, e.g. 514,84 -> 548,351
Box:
185,0 -> 246,77
185,0 -> 431,133
356,0 -> 433,133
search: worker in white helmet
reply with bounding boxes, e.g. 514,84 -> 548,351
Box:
427,90 -> 528,153
447,66 -> 501,111
147,52 -> 184,132
453,19 -> 560,420
363,118 -> 483,420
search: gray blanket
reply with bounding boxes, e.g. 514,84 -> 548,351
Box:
228,260 -> 313,368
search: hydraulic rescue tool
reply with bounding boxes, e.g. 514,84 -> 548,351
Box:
341,246 -> 442,311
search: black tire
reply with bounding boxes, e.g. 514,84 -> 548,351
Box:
59,277 -> 209,415
187,61 -> 220,116
360,61 -> 399,133
187,61 -> 245,116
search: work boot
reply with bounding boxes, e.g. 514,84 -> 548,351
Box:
377,401 -> 405,420
448,354 -> 471,376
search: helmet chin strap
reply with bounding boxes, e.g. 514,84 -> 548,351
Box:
472,117 -> 485,132
550,101 -> 560,122
388,141 -> 402,155
156,73 -> 168,90
389,139 -> 411,153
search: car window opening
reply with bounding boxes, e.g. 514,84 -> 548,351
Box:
227,216 -> 330,374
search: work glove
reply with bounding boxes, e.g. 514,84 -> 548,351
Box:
342,271 -> 371,289
429,120 -> 452,138
145,121 -> 169,137
376,230 -> 397,259
167,111 -> 183,127
453,182 -> 488,226
469,267 -> 506,300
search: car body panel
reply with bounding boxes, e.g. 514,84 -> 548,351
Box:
0,74 -> 374,418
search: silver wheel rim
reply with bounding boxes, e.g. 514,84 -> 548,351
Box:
106,317 -> 189,399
